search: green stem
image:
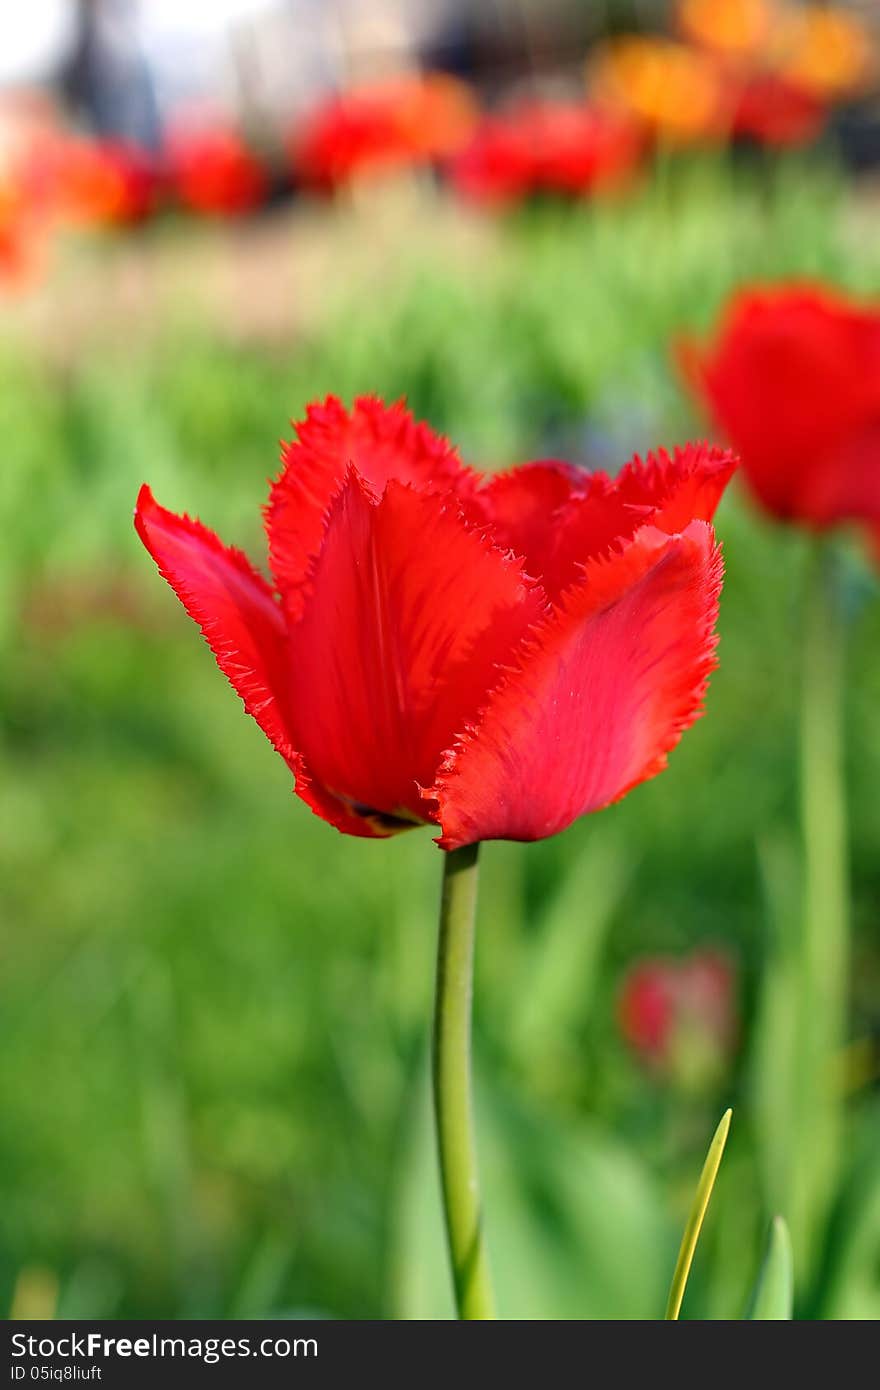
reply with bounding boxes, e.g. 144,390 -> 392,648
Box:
795,539 -> 850,1266
432,843 -> 496,1320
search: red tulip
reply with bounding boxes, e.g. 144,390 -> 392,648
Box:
729,74 -> 825,147
449,101 -> 643,206
294,74 -> 478,192
618,948 -> 737,1073
135,397 -> 734,848
167,128 -> 266,216
679,285 -> 880,549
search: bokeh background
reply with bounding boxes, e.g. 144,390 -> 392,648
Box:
2,0 -> 879,1320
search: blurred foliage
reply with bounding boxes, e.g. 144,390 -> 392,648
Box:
1,154 -> 879,1319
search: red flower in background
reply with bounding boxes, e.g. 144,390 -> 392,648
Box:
729,74 -> 825,147
618,948 -> 737,1077
168,128 -> 266,216
136,397 -> 734,848
679,285 -> 880,552
0,168 -> 48,288
294,73 -> 477,191
449,101 -> 643,206
58,138 -> 159,225
444,113 -> 532,205
0,202 -> 44,288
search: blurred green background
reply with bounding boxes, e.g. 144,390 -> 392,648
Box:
2,155 -> 879,1320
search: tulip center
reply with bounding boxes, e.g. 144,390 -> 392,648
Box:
343,797 -> 430,833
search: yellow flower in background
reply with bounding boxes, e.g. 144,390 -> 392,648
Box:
775,6 -> 875,99
589,36 -> 728,144
676,0 -> 776,62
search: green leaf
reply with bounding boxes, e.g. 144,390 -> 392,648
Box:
665,1109 -> 732,1320
818,1102 -> 880,1320
747,1217 -> 794,1320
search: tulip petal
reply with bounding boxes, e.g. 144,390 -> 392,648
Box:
473,445 -> 735,600
433,521 -> 723,848
134,485 -> 391,839
286,470 -> 546,825
611,442 -> 738,532
466,459 -> 593,578
550,445 -> 735,594
266,395 -> 475,615
801,420 -> 880,530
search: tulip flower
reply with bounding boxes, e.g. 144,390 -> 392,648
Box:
136,395 -> 735,1317
676,0 -> 775,61
0,172 -> 46,289
294,74 -> 478,192
678,282 -> 879,1272
729,74 -> 825,148
776,5 -> 874,101
589,37 -> 729,146
58,138 -> 159,227
136,395 -> 733,848
618,948 -> 737,1087
678,284 -> 880,550
167,128 -> 266,217
449,101 -> 643,206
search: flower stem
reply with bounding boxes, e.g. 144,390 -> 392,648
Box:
432,843 -> 496,1320
795,539 -> 850,1267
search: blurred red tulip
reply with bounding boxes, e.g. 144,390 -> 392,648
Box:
449,101 -> 644,206
168,128 -> 266,216
618,948 -> 737,1077
136,397 -> 734,848
679,285 -> 880,546
729,73 -> 825,147
294,73 -> 478,191
445,113 -> 532,205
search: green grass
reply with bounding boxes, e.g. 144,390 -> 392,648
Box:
2,154 -> 879,1319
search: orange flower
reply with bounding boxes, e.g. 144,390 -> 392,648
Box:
0,160 -> 49,289
676,0 -> 776,62
384,72 -> 478,160
0,190 -> 39,288
589,37 -> 729,144
775,6 -> 874,99
57,137 -> 158,226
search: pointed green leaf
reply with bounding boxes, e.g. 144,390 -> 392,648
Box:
665,1109 -> 732,1320
747,1216 -> 794,1320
